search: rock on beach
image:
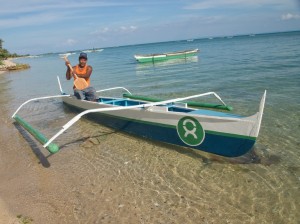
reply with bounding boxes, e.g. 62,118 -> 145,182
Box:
0,59 -> 30,73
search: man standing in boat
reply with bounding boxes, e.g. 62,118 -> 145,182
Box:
65,52 -> 97,101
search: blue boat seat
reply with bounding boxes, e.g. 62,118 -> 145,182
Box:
101,99 -> 125,105
99,99 -> 146,107
188,109 -> 244,118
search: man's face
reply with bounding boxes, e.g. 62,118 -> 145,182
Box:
79,58 -> 87,67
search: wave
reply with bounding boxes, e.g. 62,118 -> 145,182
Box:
58,52 -> 76,57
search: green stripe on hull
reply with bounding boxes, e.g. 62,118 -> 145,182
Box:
205,130 -> 256,141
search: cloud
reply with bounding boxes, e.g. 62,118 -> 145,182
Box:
184,0 -> 291,10
0,0 -> 134,15
65,38 -> 77,46
178,14 -> 223,23
120,26 -> 138,31
281,13 -> 300,20
0,11 -> 65,28
90,25 -> 138,36
90,27 -> 110,35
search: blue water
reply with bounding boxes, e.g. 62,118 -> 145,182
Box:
2,31 -> 300,223
9,30 -> 300,159
12,31 -> 300,146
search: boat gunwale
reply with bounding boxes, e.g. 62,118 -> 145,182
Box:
62,95 -> 257,123
134,48 -> 199,58
62,98 -> 257,141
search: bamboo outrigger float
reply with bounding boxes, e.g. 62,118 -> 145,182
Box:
12,77 -> 266,157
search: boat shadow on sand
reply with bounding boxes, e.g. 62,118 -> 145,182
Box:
14,120 -> 280,168
134,136 -> 280,166
14,123 -> 51,168
14,121 -> 118,168
107,129 -> 280,166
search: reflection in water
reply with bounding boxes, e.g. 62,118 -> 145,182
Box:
135,56 -> 198,76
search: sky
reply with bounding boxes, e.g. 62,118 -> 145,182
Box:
1,0 -> 300,54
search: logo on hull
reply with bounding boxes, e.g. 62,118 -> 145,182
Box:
177,116 -> 205,146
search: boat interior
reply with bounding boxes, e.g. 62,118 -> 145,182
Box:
97,97 -> 243,118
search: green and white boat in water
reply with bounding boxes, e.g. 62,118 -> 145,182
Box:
134,49 -> 199,63
12,77 -> 266,158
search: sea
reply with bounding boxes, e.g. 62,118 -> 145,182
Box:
0,31 -> 299,223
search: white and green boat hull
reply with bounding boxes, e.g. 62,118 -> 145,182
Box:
134,49 -> 199,63
62,91 -> 266,157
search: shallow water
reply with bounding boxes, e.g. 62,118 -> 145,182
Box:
0,31 -> 299,223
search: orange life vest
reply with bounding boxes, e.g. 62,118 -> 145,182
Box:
74,64 -> 91,86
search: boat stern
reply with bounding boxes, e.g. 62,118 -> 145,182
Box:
253,90 -> 267,137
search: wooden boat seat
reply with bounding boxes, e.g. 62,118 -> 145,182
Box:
146,106 -> 168,112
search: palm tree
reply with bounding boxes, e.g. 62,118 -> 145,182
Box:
0,39 -> 3,49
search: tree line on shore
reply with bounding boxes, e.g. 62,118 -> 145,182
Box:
0,39 -> 30,71
0,49 -> 30,61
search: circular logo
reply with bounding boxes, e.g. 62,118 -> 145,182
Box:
177,116 -> 205,146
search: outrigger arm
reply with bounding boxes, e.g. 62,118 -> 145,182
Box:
96,87 -> 132,95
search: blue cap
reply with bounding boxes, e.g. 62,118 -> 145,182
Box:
79,52 -> 87,59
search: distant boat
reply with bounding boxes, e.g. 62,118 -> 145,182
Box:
27,55 -> 40,58
82,49 -> 104,53
187,39 -> 194,42
134,49 -> 199,63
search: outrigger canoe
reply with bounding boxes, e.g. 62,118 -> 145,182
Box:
12,77 -> 266,157
134,49 -> 199,63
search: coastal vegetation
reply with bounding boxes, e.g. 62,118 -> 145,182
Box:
0,38 -> 30,72
0,48 -> 29,59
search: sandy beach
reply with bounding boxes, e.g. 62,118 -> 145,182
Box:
0,59 -> 17,223
0,199 -> 18,224
0,117 -> 26,224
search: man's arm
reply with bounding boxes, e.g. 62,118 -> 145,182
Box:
77,65 -> 93,79
65,62 -> 75,80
